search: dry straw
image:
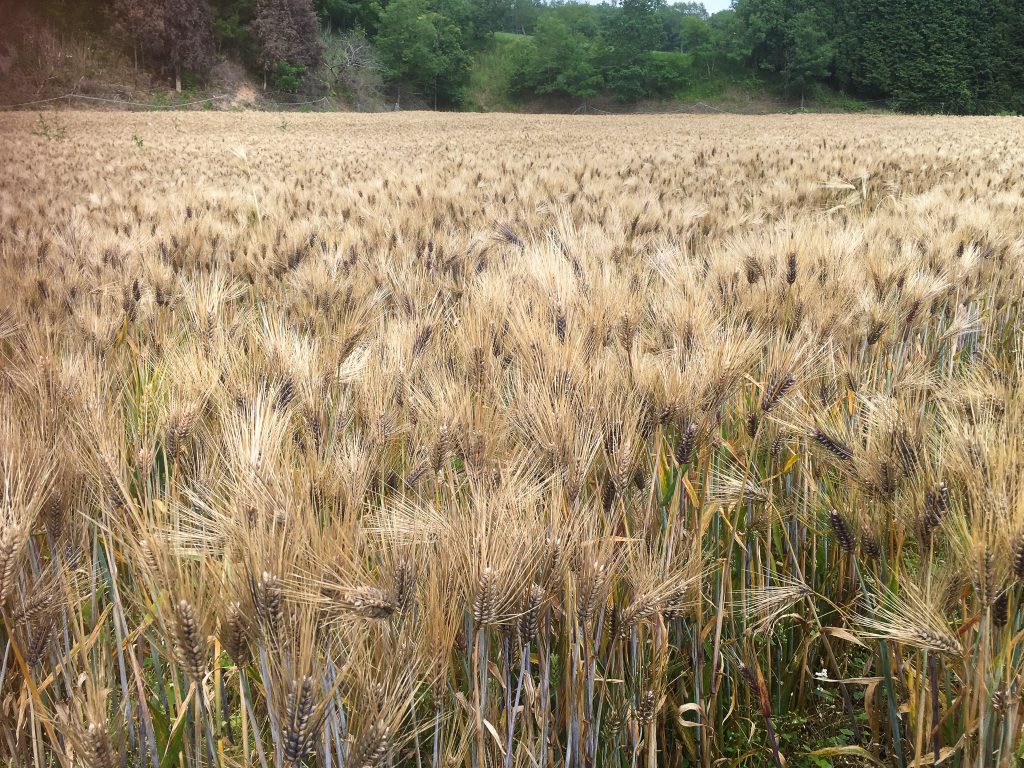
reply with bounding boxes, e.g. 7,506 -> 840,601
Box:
0,111 -> 1023,768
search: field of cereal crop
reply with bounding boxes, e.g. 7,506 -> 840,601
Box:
1,112 -> 1023,767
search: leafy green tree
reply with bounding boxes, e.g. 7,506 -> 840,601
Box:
733,0 -> 836,96
209,0 -> 257,59
507,0 -> 540,35
315,0 -> 380,33
547,3 -> 606,39
781,7 -> 834,98
606,0 -> 665,62
272,60 -> 306,90
974,0 -> 1024,112
471,0 -> 514,40
375,0 -> 471,106
677,14 -> 711,53
509,14 -> 602,101
600,0 -> 667,100
432,0 -> 477,40
659,2 -> 708,51
839,0 -> 972,112
707,9 -> 750,63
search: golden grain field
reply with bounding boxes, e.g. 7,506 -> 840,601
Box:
0,112 -> 1022,768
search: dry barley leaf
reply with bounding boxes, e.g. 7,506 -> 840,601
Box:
677,702 -> 704,728
482,719 -> 505,755
821,626 -> 868,648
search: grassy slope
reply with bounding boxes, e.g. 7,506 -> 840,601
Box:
463,33 -> 875,115
464,32 -> 531,112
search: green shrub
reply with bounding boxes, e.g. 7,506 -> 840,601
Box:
273,61 -> 306,93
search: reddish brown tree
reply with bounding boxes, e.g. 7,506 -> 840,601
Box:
113,0 -> 166,75
113,0 -> 214,91
163,0 -> 216,92
251,0 -> 323,87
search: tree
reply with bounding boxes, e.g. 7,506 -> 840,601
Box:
210,0 -> 258,60
113,0 -> 215,91
471,0 -> 514,40
707,9 -> 750,63
315,0 -> 380,34
972,0 -> 1024,112
375,0 -> 471,107
113,0 -> 166,72
606,0 -> 665,62
163,0 -> 216,91
783,7 -> 834,101
733,0 -> 835,97
321,29 -> 386,107
601,0 -> 666,100
251,0 -> 323,88
659,2 -> 708,51
673,13 -> 711,54
432,0 -> 477,40
507,0 -> 540,35
509,14 -> 602,101
838,0 -> 973,112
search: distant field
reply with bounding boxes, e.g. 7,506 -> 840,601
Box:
1,112 -> 1022,767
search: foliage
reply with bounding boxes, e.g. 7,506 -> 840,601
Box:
315,0 -> 379,33
499,0 -> 1024,112
375,0 -> 471,106
162,0 -> 217,84
111,0 -> 215,87
210,0 -> 257,60
21,0 -> 1024,112
251,0 -> 323,75
508,15 -> 602,100
113,0 -> 168,58
271,60 -> 306,91
505,0 -> 540,35
31,113 -> 66,141
464,32 -> 528,111
320,29 -> 386,108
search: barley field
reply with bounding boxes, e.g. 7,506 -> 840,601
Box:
0,112 -> 1022,768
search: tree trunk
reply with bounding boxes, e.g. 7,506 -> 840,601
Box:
175,65 -> 182,93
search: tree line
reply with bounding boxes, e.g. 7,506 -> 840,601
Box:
35,0 -> 1024,112
507,0 -> 1024,112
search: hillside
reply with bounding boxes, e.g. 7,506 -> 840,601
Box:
1,5 -> 867,114
0,6 -> 295,111
4,0 -> 1019,115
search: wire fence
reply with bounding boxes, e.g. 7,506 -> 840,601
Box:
571,97 -> 1022,116
572,100 -> 794,116
0,90 -> 331,111
572,98 -> 885,116
2,89 -> 1019,115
